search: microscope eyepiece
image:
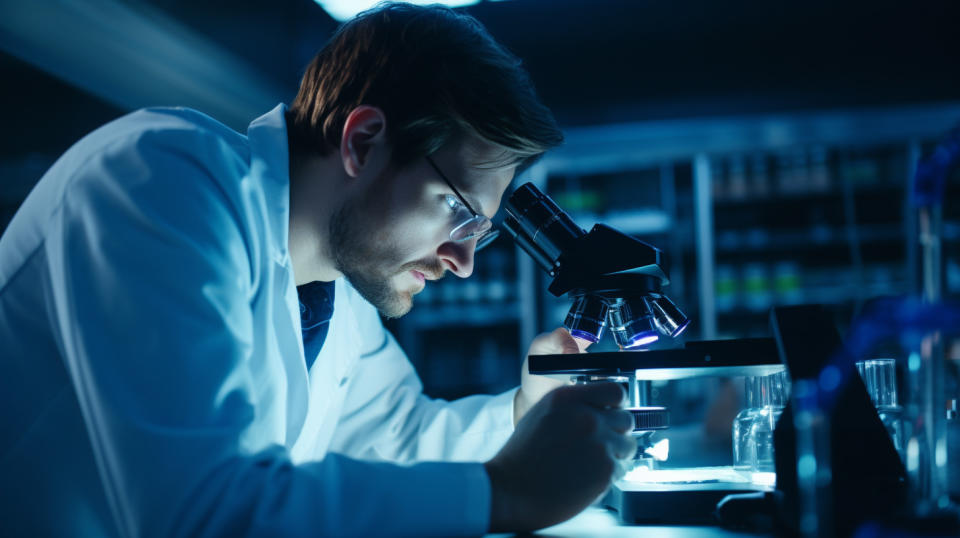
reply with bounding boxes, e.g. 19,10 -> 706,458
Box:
504,183 -> 584,266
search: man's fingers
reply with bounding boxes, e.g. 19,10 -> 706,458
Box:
600,408 -> 635,434
602,430 -> 637,461
528,327 -> 590,357
572,382 -> 626,409
555,327 -> 581,355
572,336 -> 592,353
553,327 -> 592,354
613,458 -> 631,482
533,327 -> 580,355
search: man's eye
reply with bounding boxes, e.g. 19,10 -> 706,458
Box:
444,194 -> 463,213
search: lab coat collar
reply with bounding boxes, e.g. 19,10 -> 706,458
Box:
246,104 -> 311,444
247,103 -> 292,261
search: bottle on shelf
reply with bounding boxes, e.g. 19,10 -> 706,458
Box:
809,146 -> 831,192
727,156 -> 748,201
776,151 -> 794,195
483,248 -> 511,303
749,153 -> 770,199
741,263 -> 772,312
712,160 -> 727,202
715,264 -> 739,313
791,148 -> 810,195
773,261 -> 804,305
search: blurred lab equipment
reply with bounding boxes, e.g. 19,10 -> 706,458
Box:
748,372 -> 788,476
732,371 -> 790,477
732,376 -> 761,471
779,300 -> 960,536
855,358 -> 904,458
747,305 -> 909,536
910,123 -> 960,513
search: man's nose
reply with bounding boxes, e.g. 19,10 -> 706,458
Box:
437,239 -> 476,278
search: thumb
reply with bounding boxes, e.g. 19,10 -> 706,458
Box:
556,327 -> 592,354
572,333 -> 592,353
551,327 -> 590,353
554,327 -> 581,355
529,327 -> 584,356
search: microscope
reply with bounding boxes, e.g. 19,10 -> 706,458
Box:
504,182 -> 917,532
504,183 -> 685,468
504,183 -> 787,524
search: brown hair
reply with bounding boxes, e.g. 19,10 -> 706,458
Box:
288,2 -> 562,172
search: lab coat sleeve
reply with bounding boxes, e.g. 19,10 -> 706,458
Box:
44,128 -> 491,537
328,285 -> 517,463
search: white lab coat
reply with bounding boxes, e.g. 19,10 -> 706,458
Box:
0,105 -> 516,537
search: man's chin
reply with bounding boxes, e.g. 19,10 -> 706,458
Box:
378,292 -> 413,320
341,269 -> 418,319
352,281 -> 413,319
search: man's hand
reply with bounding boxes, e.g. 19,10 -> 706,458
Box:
485,382 -> 636,532
514,328 -> 590,425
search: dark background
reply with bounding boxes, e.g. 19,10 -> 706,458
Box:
3,0 -> 959,160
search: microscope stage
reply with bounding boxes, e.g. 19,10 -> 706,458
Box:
529,338 -> 785,380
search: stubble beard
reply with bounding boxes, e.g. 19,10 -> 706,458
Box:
328,199 -> 443,319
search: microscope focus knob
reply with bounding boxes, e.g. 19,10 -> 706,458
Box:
628,406 -> 670,431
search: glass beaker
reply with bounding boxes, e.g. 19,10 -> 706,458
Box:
733,376 -> 761,471
750,371 -> 790,474
855,358 -> 904,458
752,406 -> 784,474
733,371 -> 790,475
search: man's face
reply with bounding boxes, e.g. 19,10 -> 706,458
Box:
330,136 -> 516,318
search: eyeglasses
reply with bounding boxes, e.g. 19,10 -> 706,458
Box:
425,155 -> 500,251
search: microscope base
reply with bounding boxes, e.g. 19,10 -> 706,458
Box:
607,471 -> 771,525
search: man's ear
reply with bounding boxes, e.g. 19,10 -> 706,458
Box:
340,106 -> 387,178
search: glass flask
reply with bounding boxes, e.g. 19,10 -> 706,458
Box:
855,358 -> 904,459
733,376 -> 761,471
749,371 -> 790,474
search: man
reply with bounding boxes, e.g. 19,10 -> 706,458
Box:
0,3 -> 635,536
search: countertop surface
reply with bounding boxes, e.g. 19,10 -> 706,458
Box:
485,508 -> 764,537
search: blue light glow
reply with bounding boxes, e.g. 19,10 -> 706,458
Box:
819,365 -> 842,393
315,0 -> 481,21
625,332 -> 659,348
570,329 -> 600,343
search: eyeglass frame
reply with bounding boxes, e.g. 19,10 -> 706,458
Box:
425,155 -> 500,251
